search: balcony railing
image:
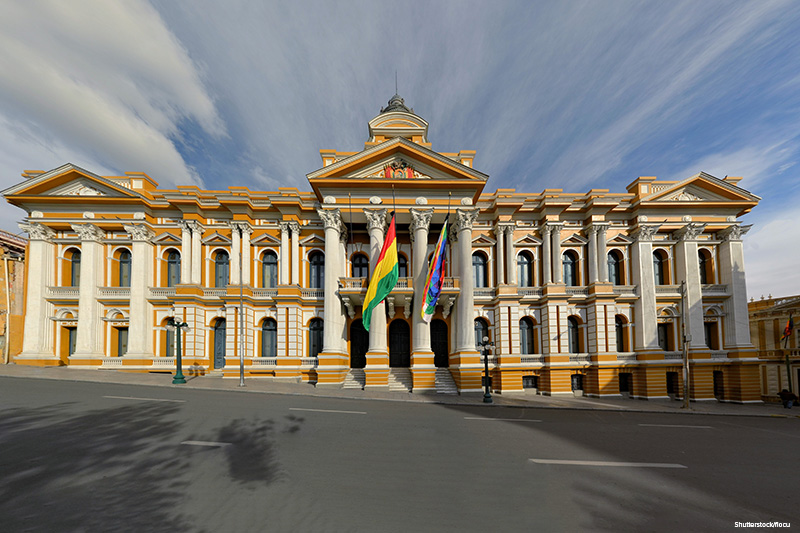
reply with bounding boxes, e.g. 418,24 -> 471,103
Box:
612,285 -> 638,296
656,285 -> 680,295
301,288 -> 324,299
152,357 -> 175,367
702,284 -> 729,296
520,355 -> 545,364
710,350 -> 728,359
566,287 -> 589,296
251,357 -> 277,366
474,288 -> 495,298
569,353 -> 591,363
252,288 -> 278,298
46,286 -> 80,299
149,287 -> 177,298
519,287 -> 543,298
203,288 -> 227,297
616,353 -> 637,362
98,287 -> 130,298
664,351 -> 683,360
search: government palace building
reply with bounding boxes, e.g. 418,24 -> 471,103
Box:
3,94 -> 763,401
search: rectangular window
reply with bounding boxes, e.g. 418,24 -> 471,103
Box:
657,323 -> 671,351
522,375 -> 538,389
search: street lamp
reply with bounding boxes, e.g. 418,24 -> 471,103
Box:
478,335 -> 494,404
165,306 -> 189,385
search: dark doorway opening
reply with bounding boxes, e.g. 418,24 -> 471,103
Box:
431,319 -> 449,368
389,320 -> 410,367
350,319 -> 368,369
713,370 -> 724,401
214,318 -> 226,369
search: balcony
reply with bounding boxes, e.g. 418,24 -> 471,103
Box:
518,287 -> 543,299
520,355 -> 545,364
616,353 -> 638,362
702,284 -> 729,297
655,285 -> 681,296
474,287 -> 495,299
98,287 -> 130,299
612,285 -> 638,297
149,287 -> 177,298
301,288 -> 324,299
569,353 -> 591,363
252,288 -> 278,298
565,286 -> 589,297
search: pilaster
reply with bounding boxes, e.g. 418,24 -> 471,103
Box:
315,209 -> 347,384
363,208 -> 389,388
452,208 -> 481,392
70,223 -> 105,360
718,224 -> 755,356
123,223 -> 155,358
630,223 -> 661,353
410,207 -> 434,390
17,222 -> 57,362
279,221 -> 291,285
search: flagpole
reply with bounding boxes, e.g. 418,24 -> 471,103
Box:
785,313 -> 793,392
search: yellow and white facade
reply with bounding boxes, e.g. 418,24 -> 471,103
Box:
3,94 -> 763,400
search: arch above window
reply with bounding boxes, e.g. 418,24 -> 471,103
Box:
517,251 -> 533,287
607,250 -> 623,286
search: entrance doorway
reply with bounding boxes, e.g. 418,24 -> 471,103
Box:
389,320 -> 410,367
431,319 -> 449,367
350,319 -> 368,368
713,370 -> 724,400
213,318 -> 226,369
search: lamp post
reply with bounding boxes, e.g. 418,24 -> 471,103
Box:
166,307 -> 189,384
479,335 -> 494,404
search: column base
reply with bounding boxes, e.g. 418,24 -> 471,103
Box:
14,352 -> 63,366
365,351 -> 389,388
316,351 -> 348,385
411,351 -> 435,391
450,350 -> 482,392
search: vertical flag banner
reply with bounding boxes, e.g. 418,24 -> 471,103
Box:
362,214 -> 399,331
421,218 -> 449,323
781,314 -> 794,341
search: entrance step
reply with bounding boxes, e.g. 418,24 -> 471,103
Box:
343,369 -> 366,390
206,370 -> 224,378
435,368 -> 458,394
388,368 -> 413,392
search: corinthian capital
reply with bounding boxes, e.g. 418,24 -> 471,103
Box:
316,208 -> 342,231
672,222 -> 707,241
718,224 -> 751,242
18,222 -> 55,241
363,208 -> 387,232
231,221 -> 253,236
71,223 -> 104,242
630,224 -> 661,242
410,208 -> 434,233
455,208 -> 479,231
181,220 -> 203,234
123,223 -> 154,242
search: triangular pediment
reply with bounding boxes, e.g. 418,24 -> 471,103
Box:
644,172 -> 761,203
202,232 -> 231,245
308,137 -> 487,182
472,234 -> 496,246
300,233 -> 325,246
561,234 -> 589,246
152,232 -> 182,245
514,233 -> 542,246
607,233 -> 633,245
251,232 -> 280,245
2,163 -> 143,199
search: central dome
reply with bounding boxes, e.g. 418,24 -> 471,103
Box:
380,94 -> 412,114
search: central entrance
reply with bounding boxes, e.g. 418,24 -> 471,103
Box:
389,319 -> 410,367
431,319 -> 449,367
213,318 -> 226,369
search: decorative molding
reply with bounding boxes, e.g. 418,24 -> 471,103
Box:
316,209 -> 342,232
18,222 -> 55,241
71,223 -> 104,242
386,297 -> 396,319
630,224 -> 661,242
231,221 -> 254,236
288,221 -> 301,235
455,208 -> 479,231
181,220 -> 203,234
363,208 -> 387,232
409,208 -> 433,233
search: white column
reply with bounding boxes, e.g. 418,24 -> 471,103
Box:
541,225 -> 552,284
448,229 -> 460,351
123,224 -> 154,357
364,208 -> 389,355
240,223 -> 252,286
230,224 -> 241,285
456,208 -> 479,352
189,221 -> 202,285
674,223 -> 707,351
410,208 -> 433,354
587,225 -> 598,283
71,223 -> 104,358
17,223 -> 55,358
180,222 -> 192,284
494,224 -> 505,285
290,221 -> 300,285
279,222 -> 290,285
631,224 -> 661,350
551,223 -> 563,284
505,226 -> 516,285
718,225 -> 753,347
596,223 -> 609,283
316,209 -> 346,354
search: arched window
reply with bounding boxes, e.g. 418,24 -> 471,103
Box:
474,318 -> 489,349
261,318 -> 277,356
653,250 -> 667,285
698,249 -> 713,285
615,315 -> 626,352
352,253 -> 369,278
563,251 -> 578,286
398,255 -> 408,278
262,251 -> 278,288
520,317 -> 536,354
70,249 -> 81,287
472,253 -> 487,288
607,250 -> 623,285
214,250 -> 229,288
518,252 -> 533,287
167,251 -> 180,287
567,316 -> 580,353
309,318 -> 324,357
165,328 -> 175,357
118,250 -> 131,287
309,251 -> 324,289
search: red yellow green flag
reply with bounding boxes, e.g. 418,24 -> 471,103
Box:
362,214 -> 399,331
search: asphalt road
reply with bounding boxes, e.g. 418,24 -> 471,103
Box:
0,376 -> 797,533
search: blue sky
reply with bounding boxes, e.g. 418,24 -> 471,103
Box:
1,0 -> 799,298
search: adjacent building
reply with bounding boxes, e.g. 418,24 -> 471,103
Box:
3,95 -> 762,400
0,229 -> 26,363
749,295 -> 800,401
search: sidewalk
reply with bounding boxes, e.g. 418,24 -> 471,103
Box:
0,363 -> 797,418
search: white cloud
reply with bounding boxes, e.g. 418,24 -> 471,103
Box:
744,197 -> 800,298
0,0 -> 224,207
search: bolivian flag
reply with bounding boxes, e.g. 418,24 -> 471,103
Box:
362,214 -> 399,331
781,314 -> 794,341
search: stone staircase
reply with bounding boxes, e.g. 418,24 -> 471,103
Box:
388,368 -> 413,392
343,368 -> 366,390
435,368 -> 458,394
